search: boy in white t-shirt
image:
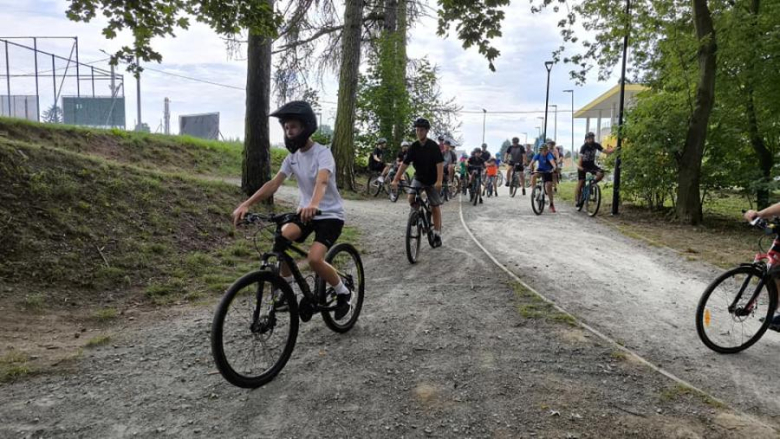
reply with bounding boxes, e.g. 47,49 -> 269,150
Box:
232,101 -> 351,319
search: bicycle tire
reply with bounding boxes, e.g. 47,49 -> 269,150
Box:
366,174 -> 380,196
577,184 -> 588,212
509,175 -> 518,197
211,270 -> 299,388
587,184 -> 601,217
531,185 -> 544,215
425,211 -> 436,248
316,243 -> 365,333
497,171 -> 504,187
405,210 -> 422,264
472,179 -> 479,206
695,265 -> 777,354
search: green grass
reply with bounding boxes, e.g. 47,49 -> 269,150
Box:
0,117 -> 288,177
660,384 -> 725,409
91,307 -> 117,321
512,283 -> 577,327
0,350 -> 34,382
85,335 -> 112,348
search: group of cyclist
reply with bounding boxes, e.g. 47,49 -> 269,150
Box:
231,101 -> 618,319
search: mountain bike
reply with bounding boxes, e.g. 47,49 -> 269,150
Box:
531,171 -> 552,215
386,167 -> 411,202
399,184 -> 437,264
211,211 -> 365,388
365,169 -> 385,197
469,170 -> 483,206
508,165 -> 524,198
695,216 -> 779,354
577,172 -> 602,217
440,174 -> 458,202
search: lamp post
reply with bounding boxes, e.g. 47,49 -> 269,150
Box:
563,89 -> 574,165
612,0 -> 631,216
543,61 -> 554,142
482,108 -> 487,145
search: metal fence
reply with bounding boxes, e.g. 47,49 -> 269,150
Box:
0,36 -> 125,128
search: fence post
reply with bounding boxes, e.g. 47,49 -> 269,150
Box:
34,37 -> 40,122
5,40 -> 11,116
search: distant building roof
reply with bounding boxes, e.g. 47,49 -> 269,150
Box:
574,84 -> 648,119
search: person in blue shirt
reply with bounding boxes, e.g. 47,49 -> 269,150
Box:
528,142 -> 558,213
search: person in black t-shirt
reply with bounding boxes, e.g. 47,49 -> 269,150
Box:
369,138 -> 391,183
575,132 -> 615,207
504,137 -> 528,195
480,143 -> 492,161
391,118 -> 444,247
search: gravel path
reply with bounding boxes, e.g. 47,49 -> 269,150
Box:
462,183 -> 780,426
0,185 -> 775,438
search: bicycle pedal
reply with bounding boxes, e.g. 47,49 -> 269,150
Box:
298,296 -> 314,322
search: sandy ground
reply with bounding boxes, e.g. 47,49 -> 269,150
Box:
0,184 -> 777,438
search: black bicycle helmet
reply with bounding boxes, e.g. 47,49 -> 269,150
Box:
585,132 -> 595,139
413,118 -> 431,129
270,101 -> 318,154
512,137 -> 519,143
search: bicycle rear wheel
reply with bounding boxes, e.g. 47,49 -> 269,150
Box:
366,173 -> 381,196
405,210 -> 422,264
497,171 -> 504,187
316,243 -> 365,333
531,185 -> 544,215
695,266 -> 777,354
586,184 -> 601,217
211,271 -> 299,388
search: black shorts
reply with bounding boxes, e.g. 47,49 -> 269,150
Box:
535,172 -> 553,183
578,165 -> 603,181
291,219 -> 344,248
369,162 -> 385,172
508,162 -> 524,171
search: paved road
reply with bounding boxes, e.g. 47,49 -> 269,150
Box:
461,184 -> 780,425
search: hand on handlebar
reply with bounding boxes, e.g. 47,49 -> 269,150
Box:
232,203 -> 249,226
298,205 -> 319,223
744,210 -> 760,223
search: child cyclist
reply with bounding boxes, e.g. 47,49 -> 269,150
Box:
232,101 -> 351,319
529,142 -> 558,213
485,157 -> 499,197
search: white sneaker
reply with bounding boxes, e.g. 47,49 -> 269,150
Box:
377,176 -> 385,183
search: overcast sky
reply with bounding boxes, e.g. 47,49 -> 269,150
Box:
0,0 -> 622,154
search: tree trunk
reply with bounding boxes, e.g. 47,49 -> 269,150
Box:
331,0 -> 365,190
392,0 -> 408,148
676,0 -> 716,225
745,0 -> 772,209
242,15 -> 273,198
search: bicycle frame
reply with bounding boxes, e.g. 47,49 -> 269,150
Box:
257,225 -> 348,313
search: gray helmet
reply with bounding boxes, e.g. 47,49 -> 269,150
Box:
377,137 -> 387,144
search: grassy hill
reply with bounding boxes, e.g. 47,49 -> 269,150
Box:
0,118 -> 287,177
0,121 -> 288,310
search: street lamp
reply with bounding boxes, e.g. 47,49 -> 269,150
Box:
563,89 -> 574,165
482,108 -> 487,145
612,0 -> 631,216
542,61 -> 554,142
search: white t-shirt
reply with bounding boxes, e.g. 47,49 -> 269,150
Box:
279,143 -> 345,221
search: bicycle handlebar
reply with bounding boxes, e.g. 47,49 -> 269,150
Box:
240,210 -> 321,226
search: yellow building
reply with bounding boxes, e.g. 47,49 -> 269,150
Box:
574,84 -> 648,148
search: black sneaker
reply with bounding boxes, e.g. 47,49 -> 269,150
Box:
432,234 -> 442,248
522,189 -> 526,196
335,292 -> 351,320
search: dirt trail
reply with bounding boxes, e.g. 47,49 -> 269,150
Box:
462,183 -> 780,425
0,185 -> 775,438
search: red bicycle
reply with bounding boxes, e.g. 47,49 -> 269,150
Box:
695,217 -> 779,353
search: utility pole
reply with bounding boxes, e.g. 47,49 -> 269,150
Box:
563,89 -> 574,164
163,97 -> 170,135
482,109 -> 487,145
551,104 -> 558,142
135,55 -> 142,131
612,0 -> 631,216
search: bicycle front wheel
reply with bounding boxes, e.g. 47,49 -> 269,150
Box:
388,183 -> 399,202
531,185 -> 544,215
695,265 -> 777,354
317,243 -> 365,333
586,184 -> 601,217
510,177 -> 518,197
211,271 -> 299,388
406,210 -> 422,264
